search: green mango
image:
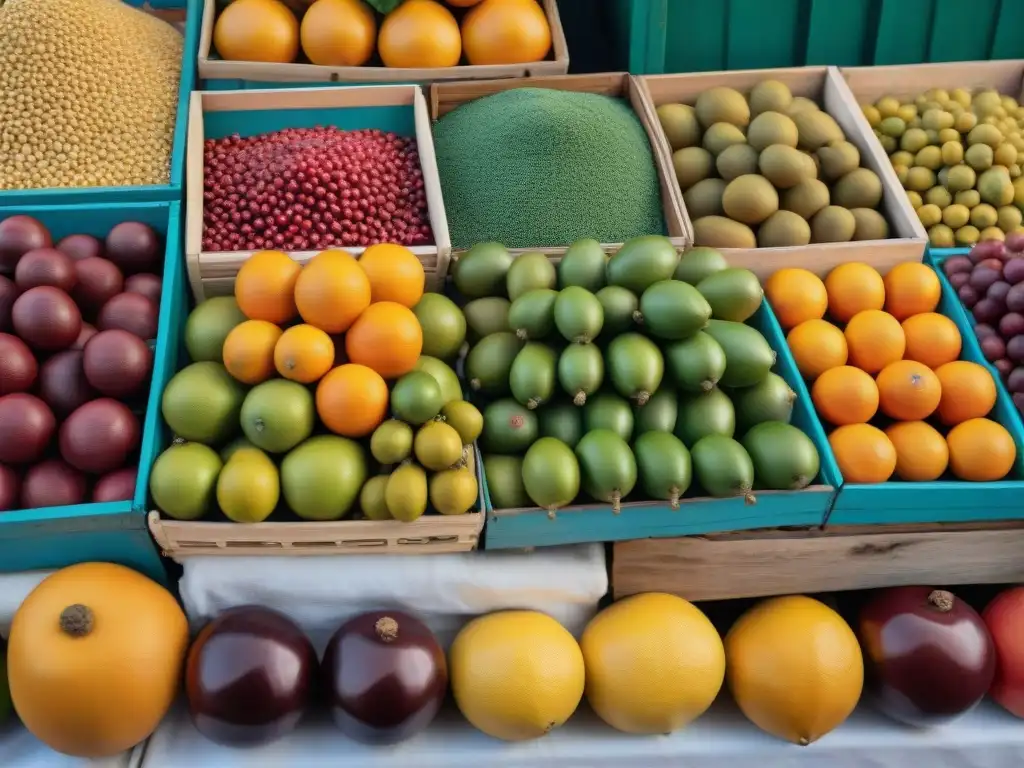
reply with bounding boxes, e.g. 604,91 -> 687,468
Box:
558,343 -> 604,406
558,238 -> 608,291
634,431 -> 692,508
606,333 -> 665,406
465,332 -> 523,395
454,242 -> 513,298
575,429 -> 637,512
510,343 -> 558,410
606,235 -> 680,294
522,438 -> 580,513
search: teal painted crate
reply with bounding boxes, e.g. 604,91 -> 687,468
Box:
481,300 -> 841,550
0,201 -> 182,584
826,254 -> 1024,525
184,85 -> 451,299
609,0 -> 1024,75
0,0 -> 200,207
197,0 -> 568,90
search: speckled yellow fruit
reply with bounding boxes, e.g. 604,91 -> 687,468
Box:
449,610 -> 585,741
725,595 -> 863,745
581,593 -> 725,734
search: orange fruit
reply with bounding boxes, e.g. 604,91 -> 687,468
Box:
876,360 -> 941,421
316,364 -> 388,438
300,0 -> 377,66
764,268 -> 828,330
378,0 -> 461,68
358,243 -> 425,307
828,424 -> 897,484
222,320 -> 283,384
883,262 -> 941,321
274,324 -> 335,384
844,309 -> 905,373
786,319 -> 848,379
901,312 -> 962,369
447,0 -> 483,5
213,0 -> 299,63
934,361 -> 998,425
811,366 -> 879,425
345,301 -> 423,379
294,249 -> 372,334
947,418 -> 1017,481
885,421 -> 949,481
462,0 -> 553,66
824,262 -> 885,323
234,250 -> 301,324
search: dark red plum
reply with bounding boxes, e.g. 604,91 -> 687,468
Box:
1000,313 -> 1024,339
1008,367 -> 1024,393
971,240 -> 1006,263
973,298 -> 1004,325
989,281 -> 1012,303
1003,258 -> 1024,285
995,358 -> 1014,378
1015,392 -> 1024,414
959,285 -> 980,308
970,266 -> 1002,292
1006,232 -> 1024,254
949,272 -> 970,289
944,256 -> 974,275
1007,283 -> 1024,313
974,323 -> 997,339
981,335 -> 1007,362
1007,336 -> 1024,364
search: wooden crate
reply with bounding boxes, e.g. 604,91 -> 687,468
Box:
149,447 -> 485,560
197,0 -> 569,87
612,521 -> 1024,602
840,59 -> 1024,242
429,72 -> 691,257
637,66 -> 926,280
184,85 -> 451,302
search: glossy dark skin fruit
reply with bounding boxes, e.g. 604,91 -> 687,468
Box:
858,586 -> 996,727
322,610 -> 448,745
186,605 -> 318,748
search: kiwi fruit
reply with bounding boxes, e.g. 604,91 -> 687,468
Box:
749,80 -> 793,116
703,122 -> 747,156
906,190 -> 924,208
683,178 -> 727,220
717,144 -> 760,181
747,111 -> 798,151
817,141 -> 860,180
722,175 -> 780,225
832,168 -> 883,208
656,104 -> 702,150
788,96 -> 820,116
916,203 -> 942,228
810,206 -> 857,243
758,210 -> 811,247
850,208 -> 889,241
673,147 -> 714,190
781,178 -> 830,220
795,111 -> 845,150
759,144 -> 816,189
692,216 -> 757,248
695,87 -> 750,128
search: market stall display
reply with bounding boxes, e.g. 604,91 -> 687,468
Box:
184,85 -> 451,296
0,204 -> 177,583
639,67 -> 924,280
198,0 -> 568,89
0,0 -> 198,205
456,238 -> 838,549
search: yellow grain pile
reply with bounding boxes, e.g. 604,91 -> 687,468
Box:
0,0 -> 183,190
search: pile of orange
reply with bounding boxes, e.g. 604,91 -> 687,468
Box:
226,244 -> 426,438
765,263 -> 1016,485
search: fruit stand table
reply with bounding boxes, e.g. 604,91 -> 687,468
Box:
0,570 -> 146,768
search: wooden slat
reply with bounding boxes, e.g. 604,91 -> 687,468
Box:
839,60 -> 1024,104
612,522 -> 1024,602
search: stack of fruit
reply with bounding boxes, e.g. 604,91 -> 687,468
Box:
213,0 -> 551,69
0,215 -> 165,512
859,86 -> 1024,247
150,244 -> 482,524
655,79 -> 890,248
767,261 -> 1016,485
942,235 -> 1024,417
454,236 -> 823,515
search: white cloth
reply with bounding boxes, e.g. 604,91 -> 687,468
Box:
0,570 -> 144,768
177,545 -> 608,653
143,697 -> 1024,767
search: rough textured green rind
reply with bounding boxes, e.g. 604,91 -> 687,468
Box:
508,288 -> 558,340
675,387 -> 736,447
637,279 -> 712,340
665,331 -> 727,393
522,437 -> 581,511
465,332 -> 523,395
634,431 -> 692,507
606,236 -> 680,294
434,88 -> 665,248
483,454 -> 530,509
704,319 -> 776,387
510,343 -> 558,410
558,239 -> 608,291
734,372 -> 796,430
539,401 -> 584,448
606,333 -> 665,404
633,386 -> 678,435
575,429 -> 637,510
481,399 -> 539,454
691,435 -> 755,500
558,343 -> 605,406
742,421 -> 820,491
584,392 -> 634,442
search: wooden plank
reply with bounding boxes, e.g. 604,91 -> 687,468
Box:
612,523 -> 1024,601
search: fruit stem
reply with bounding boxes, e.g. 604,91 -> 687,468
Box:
573,391 -> 587,406
546,507 -> 558,520
611,491 -> 622,514
254,418 -> 265,433
527,398 -> 541,410
574,335 -> 591,344
928,590 -> 955,612
516,328 -> 529,340
375,616 -> 399,642
60,604 -> 94,638
470,378 -> 481,390
634,391 -> 651,406
632,310 -> 644,324
743,491 -> 757,506
701,380 -> 715,392
669,487 -> 680,510
791,474 -> 809,490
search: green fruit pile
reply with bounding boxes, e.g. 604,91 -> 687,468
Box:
453,237 -> 822,514
860,87 -> 1024,247
150,297 -> 483,525
656,80 -> 889,249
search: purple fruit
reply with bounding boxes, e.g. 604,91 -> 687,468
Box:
1014,392 -> 1024,415
959,285 -> 980,308
989,281 -> 1012,302
975,323 -> 997,339
1008,336 -> 1024,364
972,240 -> 1007,263
996,358 -> 1014,378
974,297 -> 1005,324
980,257 -> 1005,272
1000,313 -> 1024,338
1007,283 -> 1024,313
1007,232 -> 1024,255
944,256 -> 974,276
1008,367 -> 1024,393
1005,258 -> 1024,285
982,336 -> 1007,361
950,272 -> 971,289
970,266 -> 1002,292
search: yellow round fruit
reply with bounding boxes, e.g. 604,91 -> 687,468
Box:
449,610 -> 584,741
581,593 -> 725,734
725,595 -> 864,745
